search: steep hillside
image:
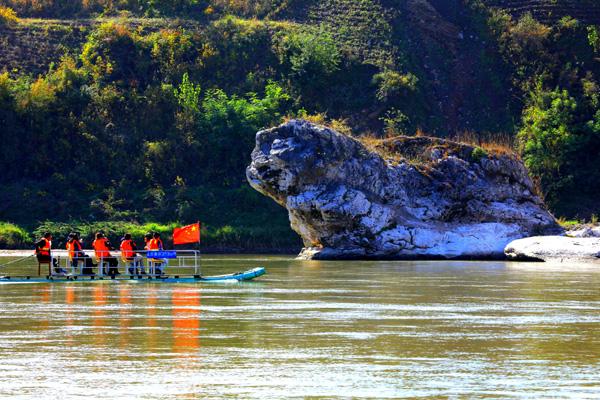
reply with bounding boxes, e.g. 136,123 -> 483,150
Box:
0,0 -> 599,246
484,0 -> 600,24
0,19 -> 205,76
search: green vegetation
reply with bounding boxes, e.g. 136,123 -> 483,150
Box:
0,19 -> 309,250
471,147 -> 489,162
0,222 -> 30,248
478,8 -> 600,216
0,0 -> 599,248
0,5 -> 17,25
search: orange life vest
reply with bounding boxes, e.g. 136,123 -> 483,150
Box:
92,238 -> 111,258
66,240 -> 82,259
120,239 -> 135,258
37,239 -> 51,257
66,241 -> 74,259
148,238 -> 163,250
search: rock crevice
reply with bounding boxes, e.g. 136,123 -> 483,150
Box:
247,120 -> 561,260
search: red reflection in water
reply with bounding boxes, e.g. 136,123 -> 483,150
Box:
65,287 -> 75,304
119,286 -> 131,348
37,287 -> 51,330
92,285 -> 107,345
172,288 -> 201,353
64,286 -> 76,344
146,287 -> 158,349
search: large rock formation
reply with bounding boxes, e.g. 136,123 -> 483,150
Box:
246,120 -> 561,260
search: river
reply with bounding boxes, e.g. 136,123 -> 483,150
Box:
0,255 -> 599,398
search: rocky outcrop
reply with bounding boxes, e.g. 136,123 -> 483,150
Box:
246,120 -> 561,260
505,236 -> 600,263
566,225 -> 600,238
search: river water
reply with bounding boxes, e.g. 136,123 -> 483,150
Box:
0,255 -> 599,398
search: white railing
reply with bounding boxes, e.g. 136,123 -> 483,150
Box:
53,249 -> 201,277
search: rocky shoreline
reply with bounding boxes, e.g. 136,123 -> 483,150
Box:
504,225 -> 600,263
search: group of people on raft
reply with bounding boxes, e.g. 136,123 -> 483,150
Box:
35,231 -> 166,276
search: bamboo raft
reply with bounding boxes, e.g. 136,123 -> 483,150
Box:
0,250 -> 266,283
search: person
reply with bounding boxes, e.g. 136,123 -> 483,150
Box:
120,233 -> 144,274
147,232 -> 165,276
66,233 -> 94,275
35,232 -> 65,275
143,232 -> 153,250
150,232 -> 164,250
92,232 -> 119,275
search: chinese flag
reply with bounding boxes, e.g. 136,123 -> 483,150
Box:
173,222 -> 201,245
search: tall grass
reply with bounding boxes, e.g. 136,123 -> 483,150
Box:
449,130 -> 516,156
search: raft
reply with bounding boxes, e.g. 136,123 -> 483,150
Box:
0,267 -> 266,284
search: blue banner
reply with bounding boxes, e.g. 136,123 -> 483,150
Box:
147,250 -> 177,259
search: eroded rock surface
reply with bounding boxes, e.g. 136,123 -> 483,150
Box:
246,120 -> 561,260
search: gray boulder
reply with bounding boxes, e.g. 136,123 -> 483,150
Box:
246,120 -> 561,260
505,236 -> 600,263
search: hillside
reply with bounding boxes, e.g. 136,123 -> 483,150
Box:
484,0 -> 600,24
0,0 -> 599,248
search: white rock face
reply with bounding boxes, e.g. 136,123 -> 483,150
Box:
247,120 -> 562,260
505,236 -> 600,263
567,226 -> 600,238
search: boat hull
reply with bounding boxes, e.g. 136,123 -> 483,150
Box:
0,267 -> 266,284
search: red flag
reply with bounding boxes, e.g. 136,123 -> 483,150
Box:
173,222 -> 201,245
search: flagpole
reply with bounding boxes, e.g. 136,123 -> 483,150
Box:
196,221 -> 201,277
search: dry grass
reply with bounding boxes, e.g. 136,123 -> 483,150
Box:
285,113 -> 354,136
449,130 -> 517,157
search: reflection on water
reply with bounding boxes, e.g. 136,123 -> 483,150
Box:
172,288 -> 201,352
0,257 -> 599,398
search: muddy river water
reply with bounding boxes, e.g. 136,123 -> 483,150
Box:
0,255 -> 599,398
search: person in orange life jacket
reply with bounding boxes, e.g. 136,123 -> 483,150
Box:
143,232 -> 153,250
35,232 -> 65,274
120,233 -> 144,275
151,232 -> 164,250
92,232 -> 119,275
66,232 -> 94,275
142,232 -> 153,272
147,232 -> 165,275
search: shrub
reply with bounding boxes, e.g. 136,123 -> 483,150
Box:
588,26 -> 600,54
373,70 -> 418,101
0,5 -> 18,25
518,86 -> 600,209
274,27 -> 341,84
81,22 -> 151,86
471,147 -> 488,162
508,13 -> 551,54
174,72 -> 201,114
0,222 -> 30,249
380,108 -> 410,136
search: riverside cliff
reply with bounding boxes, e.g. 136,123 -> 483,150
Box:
247,120 -> 561,260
